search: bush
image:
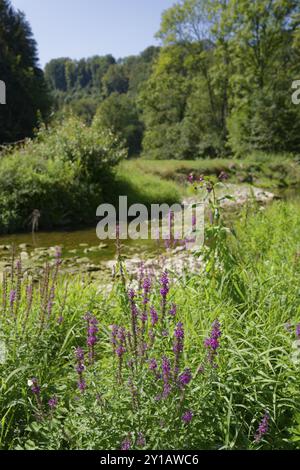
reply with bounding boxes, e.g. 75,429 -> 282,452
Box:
0,116 -> 127,232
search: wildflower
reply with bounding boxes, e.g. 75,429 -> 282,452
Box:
160,271 -> 169,299
149,358 -> 158,370
75,347 -> 86,393
9,289 -> 16,307
150,306 -> 158,327
84,312 -> 98,364
142,277 -> 151,306
162,356 -> 172,398
121,435 -> 131,451
169,303 -> 177,317
173,322 -> 184,375
204,319 -> 221,366
29,377 -> 41,396
296,323 -> 300,339
48,396 -> 58,410
218,171 -> 229,181
115,327 -> 127,383
179,368 -> 192,387
137,432 -> 146,447
254,412 -> 270,443
182,410 -> 193,424
188,173 -> 194,184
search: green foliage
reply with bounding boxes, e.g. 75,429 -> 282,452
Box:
140,0 -> 300,159
0,200 -> 300,449
0,116 -> 127,232
94,93 -> 144,156
0,0 -> 51,144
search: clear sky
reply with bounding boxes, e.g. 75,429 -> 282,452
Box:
10,0 -> 175,68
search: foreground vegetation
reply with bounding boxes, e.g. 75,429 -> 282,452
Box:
0,197 -> 300,450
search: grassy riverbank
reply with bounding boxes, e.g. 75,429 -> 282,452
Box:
0,198 -> 300,450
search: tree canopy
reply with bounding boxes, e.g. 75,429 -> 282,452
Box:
0,0 -> 50,144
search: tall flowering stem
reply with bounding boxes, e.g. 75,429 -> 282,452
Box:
161,356 -> 172,398
254,412 -> 270,443
204,319 -> 222,367
128,289 -> 138,359
116,327 -> 126,383
75,347 -> 86,393
160,271 -> 169,323
173,322 -> 184,378
29,377 -> 44,419
84,312 -> 99,364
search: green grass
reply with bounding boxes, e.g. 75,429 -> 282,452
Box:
121,153 -> 300,190
0,198 -> 300,450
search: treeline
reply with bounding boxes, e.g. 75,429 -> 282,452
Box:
140,0 -> 300,159
45,0 -> 300,159
1,0 -> 300,160
44,48 -> 159,155
0,0 -> 50,144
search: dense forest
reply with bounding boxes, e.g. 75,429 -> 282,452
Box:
1,0 -> 300,158
0,0 -> 50,143
44,0 -> 300,159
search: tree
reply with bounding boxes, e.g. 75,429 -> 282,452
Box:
94,93 -> 144,156
0,0 -> 51,144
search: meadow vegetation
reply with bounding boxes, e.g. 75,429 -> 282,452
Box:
1,197 -> 300,450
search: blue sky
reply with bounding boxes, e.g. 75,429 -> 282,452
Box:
11,0 -> 175,67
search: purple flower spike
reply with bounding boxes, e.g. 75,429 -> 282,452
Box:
121,436 -> 131,450
142,277 -> 151,305
204,319 -> 222,366
137,432 -> 146,447
179,368 -> 192,387
182,410 -> 193,424
150,306 -> 158,327
149,358 -> 158,370
254,412 -> 270,443
160,271 -> 169,299
9,289 -> 16,307
48,396 -> 58,410
30,377 -> 41,395
296,323 -> 300,339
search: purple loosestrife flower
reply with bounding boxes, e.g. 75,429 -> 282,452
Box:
149,358 -> 158,371
182,410 -> 193,424
254,412 -> 270,443
160,271 -> 169,299
296,323 -> 300,339
75,347 -> 86,393
173,322 -> 184,376
169,303 -> 177,317
160,271 -> 169,322
121,436 -> 131,451
188,173 -> 194,184
9,289 -> 16,308
115,327 -> 127,383
84,313 -> 99,364
48,396 -> 58,410
137,432 -> 146,447
142,277 -> 151,306
218,171 -> 229,181
161,356 -> 172,398
204,319 -> 221,366
30,377 -> 41,396
179,368 -> 192,387
150,306 -> 158,327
